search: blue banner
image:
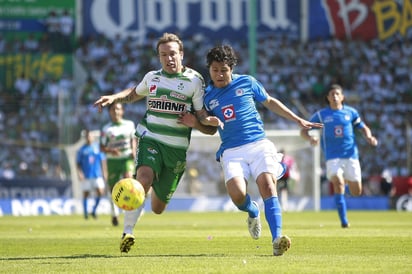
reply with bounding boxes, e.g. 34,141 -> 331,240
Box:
81,0 -> 301,42
80,0 -> 412,43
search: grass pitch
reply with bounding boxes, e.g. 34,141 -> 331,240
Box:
0,211 -> 411,273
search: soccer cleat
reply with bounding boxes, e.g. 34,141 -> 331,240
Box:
247,201 -> 261,240
112,216 -> 119,226
120,233 -> 135,253
342,223 -> 350,228
91,212 -> 97,219
273,235 -> 291,256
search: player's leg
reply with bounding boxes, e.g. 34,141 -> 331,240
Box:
327,159 -> 349,227
345,158 -> 363,196
220,145 -> 260,239
107,159 -> 122,226
251,139 -> 290,255
82,190 -> 89,219
82,180 -> 91,219
91,177 -> 105,219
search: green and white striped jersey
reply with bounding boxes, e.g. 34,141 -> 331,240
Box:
100,119 -> 136,159
134,67 -> 205,150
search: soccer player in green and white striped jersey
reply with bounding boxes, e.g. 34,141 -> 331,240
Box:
94,33 -> 217,253
100,102 -> 136,226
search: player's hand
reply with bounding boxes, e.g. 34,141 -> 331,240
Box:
94,95 -> 115,112
309,136 -> 319,146
366,136 -> 378,146
297,119 -> 323,130
178,112 -> 197,127
203,116 -> 224,129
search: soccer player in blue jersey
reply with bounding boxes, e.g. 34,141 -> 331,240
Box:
94,33 -> 217,253
301,84 -> 378,228
76,130 -> 107,220
199,45 -> 323,256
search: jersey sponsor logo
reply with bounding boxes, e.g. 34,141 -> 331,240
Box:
208,99 -> 219,110
324,115 -> 334,123
334,125 -> 343,137
148,98 -> 187,113
222,104 -> 236,121
170,91 -> 187,101
149,84 -> 157,95
147,147 -> 158,154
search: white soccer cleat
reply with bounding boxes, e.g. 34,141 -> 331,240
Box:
247,201 -> 261,240
273,235 -> 291,256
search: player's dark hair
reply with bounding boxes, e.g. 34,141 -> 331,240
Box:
325,84 -> 344,105
206,45 -> 238,69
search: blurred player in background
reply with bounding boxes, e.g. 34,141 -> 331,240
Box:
94,33 -> 217,253
301,84 -> 378,228
76,130 -> 107,220
100,102 -> 136,226
199,45 -> 322,256
277,149 -> 299,212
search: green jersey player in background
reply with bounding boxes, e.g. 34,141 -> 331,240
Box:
100,102 -> 136,226
94,32 -> 217,253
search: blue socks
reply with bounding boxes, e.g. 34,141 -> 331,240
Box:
237,193 -> 259,218
83,198 -> 88,218
334,194 -> 348,226
264,196 -> 282,241
92,196 -> 101,215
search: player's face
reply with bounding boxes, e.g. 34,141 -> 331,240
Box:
327,88 -> 344,108
158,42 -> 183,74
109,103 -> 124,122
209,61 -> 232,88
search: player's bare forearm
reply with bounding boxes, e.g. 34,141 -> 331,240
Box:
178,112 -> 217,135
94,87 -> 143,112
360,126 -> 378,146
264,97 -> 323,129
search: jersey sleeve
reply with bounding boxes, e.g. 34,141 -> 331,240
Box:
250,76 -> 268,103
134,71 -> 155,96
350,107 -> 365,129
191,71 -> 205,111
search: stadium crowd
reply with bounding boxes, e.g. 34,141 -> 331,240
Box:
1,31 -> 411,196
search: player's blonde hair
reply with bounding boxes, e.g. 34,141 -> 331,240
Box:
156,33 -> 184,54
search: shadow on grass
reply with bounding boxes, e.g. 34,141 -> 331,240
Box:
0,253 -> 232,261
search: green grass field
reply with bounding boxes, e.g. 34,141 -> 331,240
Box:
1,211 -> 411,273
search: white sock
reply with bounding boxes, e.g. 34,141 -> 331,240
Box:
109,193 -> 119,217
123,200 -> 145,234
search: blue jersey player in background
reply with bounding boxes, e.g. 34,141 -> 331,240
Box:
301,84 -> 378,228
198,45 -> 322,256
77,130 -> 107,220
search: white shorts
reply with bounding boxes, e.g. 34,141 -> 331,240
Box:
220,139 -> 284,183
326,158 -> 362,182
81,177 -> 105,192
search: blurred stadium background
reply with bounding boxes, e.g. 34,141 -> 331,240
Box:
0,0 -> 411,215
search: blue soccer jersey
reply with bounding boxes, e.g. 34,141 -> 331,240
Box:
309,105 -> 365,160
77,143 -> 105,179
204,74 -> 268,160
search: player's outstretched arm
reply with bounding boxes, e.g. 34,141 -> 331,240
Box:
93,87 -> 145,112
262,96 -> 323,130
